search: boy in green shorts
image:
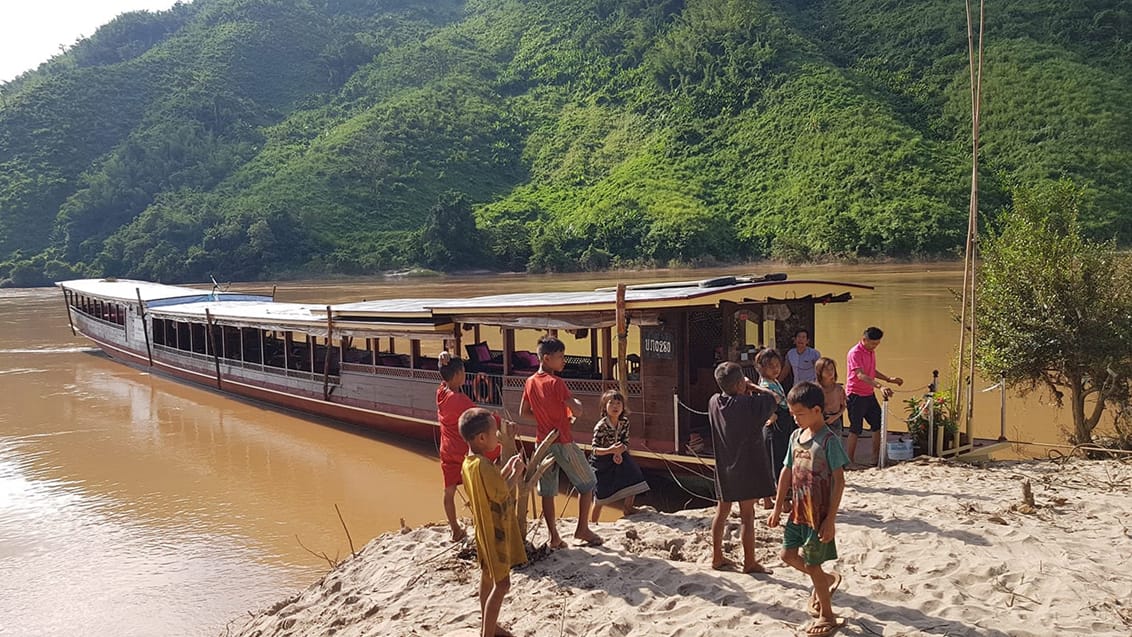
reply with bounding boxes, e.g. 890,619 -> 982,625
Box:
769,381 -> 849,637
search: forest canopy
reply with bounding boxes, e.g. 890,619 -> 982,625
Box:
1,0 -> 1129,285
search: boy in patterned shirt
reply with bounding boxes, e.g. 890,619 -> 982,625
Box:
769,382 -> 849,637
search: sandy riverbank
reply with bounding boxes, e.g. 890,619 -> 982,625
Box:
228,458 -> 1131,636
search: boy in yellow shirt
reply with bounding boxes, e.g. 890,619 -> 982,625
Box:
460,408 -> 526,637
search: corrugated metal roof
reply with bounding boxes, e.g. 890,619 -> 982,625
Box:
423,279 -> 872,314
57,276 -> 872,332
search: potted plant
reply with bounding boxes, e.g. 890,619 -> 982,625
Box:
904,390 -> 958,455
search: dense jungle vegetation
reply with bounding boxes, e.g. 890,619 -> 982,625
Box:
0,0 -> 1129,285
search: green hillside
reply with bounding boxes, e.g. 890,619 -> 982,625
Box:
1,0 -> 1128,285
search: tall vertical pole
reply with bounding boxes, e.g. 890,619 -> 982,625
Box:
323,306 -> 334,400
205,308 -> 222,390
136,288 -> 153,366
62,289 -> 76,336
957,0 -> 985,443
615,283 -> 628,399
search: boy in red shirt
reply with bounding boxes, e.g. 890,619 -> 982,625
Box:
437,353 -> 475,542
520,336 -> 602,548
437,352 -> 502,542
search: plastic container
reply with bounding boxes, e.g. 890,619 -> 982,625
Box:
887,438 -> 914,461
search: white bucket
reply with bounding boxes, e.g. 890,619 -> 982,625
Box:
887,438 -> 914,461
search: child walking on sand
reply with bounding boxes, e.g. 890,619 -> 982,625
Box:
769,382 -> 850,637
460,408 -> 527,637
815,357 -> 847,433
707,362 -> 778,573
519,336 -> 602,548
589,389 -> 649,522
756,348 -> 794,481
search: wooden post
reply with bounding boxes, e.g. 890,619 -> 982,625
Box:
322,306 -> 334,400
616,283 -> 628,397
601,327 -> 613,380
205,309 -> 222,390
62,289 -> 76,336
135,288 -> 153,366
503,328 -> 515,377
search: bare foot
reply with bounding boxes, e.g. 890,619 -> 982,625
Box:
451,528 -> 467,543
573,529 -> 603,546
548,536 -> 567,549
712,558 -> 738,571
494,626 -> 516,637
622,506 -> 641,516
742,562 -> 773,574
760,497 -> 774,510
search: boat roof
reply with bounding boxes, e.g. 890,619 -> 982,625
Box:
57,278 -> 271,306
149,300 -> 454,337
58,274 -> 872,333
420,278 -> 871,316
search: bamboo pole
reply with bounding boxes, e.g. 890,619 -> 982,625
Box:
956,0 -> 985,440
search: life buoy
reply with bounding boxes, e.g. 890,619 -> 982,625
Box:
474,372 -> 493,403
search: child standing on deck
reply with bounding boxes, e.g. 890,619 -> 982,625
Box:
769,382 -> 849,637
756,348 -> 794,482
707,362 -> 778,573
815,357 -> 847,433
460,408 -> 527,637
519,335 -> 602,548
589,389 -> 649,522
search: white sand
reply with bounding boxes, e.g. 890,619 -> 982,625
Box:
229,458 -> 1132,636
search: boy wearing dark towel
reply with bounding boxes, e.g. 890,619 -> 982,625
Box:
707,361 -> 778,573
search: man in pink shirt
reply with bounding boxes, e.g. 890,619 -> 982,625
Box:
845,327 -> 903,464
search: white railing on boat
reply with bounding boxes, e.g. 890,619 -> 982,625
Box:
154,344 -> 340,385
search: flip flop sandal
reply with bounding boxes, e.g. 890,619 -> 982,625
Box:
803,617 -> 846,637
809,572 -> 843,617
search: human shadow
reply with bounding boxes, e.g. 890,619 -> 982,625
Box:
518,543 -> 810,623
517,545 -> 1015,636
848,482 -> 959,499
838,509 -> 990,546
833,588 -> 1016,637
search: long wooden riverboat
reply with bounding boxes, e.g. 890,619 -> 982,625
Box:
57,275 -> 872,473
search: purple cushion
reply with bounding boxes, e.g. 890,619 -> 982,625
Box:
527,352 -> 540,367
468,342 -> 492,363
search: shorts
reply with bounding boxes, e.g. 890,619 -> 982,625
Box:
441,460 -> 463,488
538,442 -> 597,497
847,393 -> 882,435
783,520 -> 838,566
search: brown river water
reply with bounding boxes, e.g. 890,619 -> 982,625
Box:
0,263 -> 1093,635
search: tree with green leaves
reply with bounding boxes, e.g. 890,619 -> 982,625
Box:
976,180 -> 1132,445
416,192 -> 482,271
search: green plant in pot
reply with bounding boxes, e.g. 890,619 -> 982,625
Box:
904,390 -> 958,454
